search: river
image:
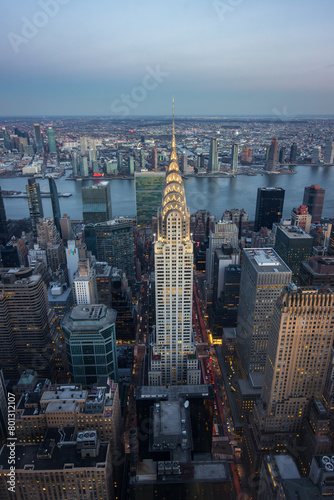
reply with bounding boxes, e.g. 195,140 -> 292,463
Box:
1,165 -> 334,221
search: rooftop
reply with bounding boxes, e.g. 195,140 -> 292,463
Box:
277,225 -> 314,239
137,384 -> 214,400
0,428 -> 109,471
245,248 -> 291,273
40,387 -> 87,406
62,304 -> 117,331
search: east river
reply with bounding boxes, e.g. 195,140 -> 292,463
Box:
1,165 -> 334,221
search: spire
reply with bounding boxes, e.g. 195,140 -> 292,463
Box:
171,96 -> 177,162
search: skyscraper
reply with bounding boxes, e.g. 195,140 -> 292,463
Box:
236,248 -> 292,374
312,146 -> 321,164
26,178 -> 44,237
231,143 -> 238,173
36,217 -> 66,273
73,259 -> 98,305
140,149 -> 146,169
94,219 -> 135,286
79,155 -> 89,177
260,286 -> 334,433
254,187 -> 285,231
290,142 -> 297,163
208,137 -> 219,172
303,184 -> 325,223
151,148 -> 158,170
117,151 -> 123,171
47,127 -> 57,154
278,146 -> 286,164
0,188 -> 8,246
324,139 -> 334,165
72,150 -> 79,176
148,106 -> 200,386
80,136 -> 87,155
180,151 -> 188,172
267,137 -> 278,171
48,177 -> 61,236
34,123 -> 44,154
274,225 -> 314,281
128,156 -> 135,174
291,205 -> 312,233
328,225 -> 334,256
62,304 -> 118,387
0,268 -> 57,378
82,182 -> 112,224
135,172 -> 165,227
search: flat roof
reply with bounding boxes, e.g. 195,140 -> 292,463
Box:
192,461 -> 229,481
46,400 -> 77,413
137,384 -> 213,400
244,248 -> 291,274
0,441 -> 108,472
41,388 -> 87,404
62,304 -> 117,331
238,379 -> 262,397
277,225 -> 313,239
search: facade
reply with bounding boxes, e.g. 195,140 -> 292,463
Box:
299,256 -> 334,288
26,178 -> 44,237
0,188 -> 8,246
0,371 -> 7,445
0,268 -> 57,379
312,146 -> 321,163
47,127 -> 57,154
135,172 -> 165,227
254,187 -> 285,231
291,204 -> 312,233
48,177 -> 61,235
73,259 -> 98,305
148,113 -> 200,386
266,137 -> 278,171
140,149 -> 146,169
290,142 -> 297,162
328,224 -> 334,256
180,151 -> 188,172
36,218 -> 66,273
62,304 -> 118,386
208,137 -> 219,172
260,286 -> 334,433
231,143 -> 238,173
60,214 -> 73,241
0,437 -> 113,500
151,148 -> 158,170
95,219 -> 135,285
303,184 -> 325,223
33,123 -> 44,154
236,249 -> 292,374
206,220 -> 239,295
274,225 -> 314,280
82,182 -> 112,224
128,156 -> 134,174
324,139 -> 334,165
278,146 -> 286,164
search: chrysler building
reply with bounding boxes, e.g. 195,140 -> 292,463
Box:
148,102 -> 201,386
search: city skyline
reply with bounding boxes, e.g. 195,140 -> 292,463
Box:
1,0 -> 333,116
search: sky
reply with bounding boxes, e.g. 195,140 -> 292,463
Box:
0,0 -> 333,116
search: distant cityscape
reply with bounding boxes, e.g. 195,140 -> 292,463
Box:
0,113 -> 333,499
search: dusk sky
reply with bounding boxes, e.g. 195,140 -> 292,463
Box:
1,0 -> 333,116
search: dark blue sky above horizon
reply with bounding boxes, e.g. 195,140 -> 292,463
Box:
1,0 -> 333,117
